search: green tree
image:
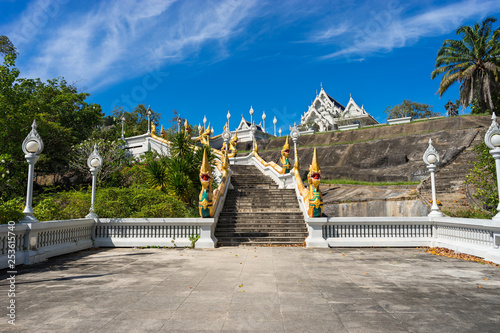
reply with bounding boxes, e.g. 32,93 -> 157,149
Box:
384,100 -> 439,120
0,35 -> 17,58
111,104 -> 161,137
0,37 -> 103,199
145,131 -> 215,205
431,17 -> 500,113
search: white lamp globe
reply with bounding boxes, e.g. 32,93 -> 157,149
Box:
427,154 -> 437,164
491,134 -> 500,147
90,158 -> 101,168
26,140 -> 39,153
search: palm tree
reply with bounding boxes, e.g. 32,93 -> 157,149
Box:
145,131 -> 216,205
431,17 -> 500,113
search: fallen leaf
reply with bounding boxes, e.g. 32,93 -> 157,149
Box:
484,278 -> 489,281
478,286 -> 482,288
239,284 -> 243,287
297,280 -> 299,282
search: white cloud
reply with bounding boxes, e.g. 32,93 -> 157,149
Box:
314,0 -> 500,61
4,0 -> 260,90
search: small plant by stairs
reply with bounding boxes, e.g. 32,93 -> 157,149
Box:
215,165 -> 307,246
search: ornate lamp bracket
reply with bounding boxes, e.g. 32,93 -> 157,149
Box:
22,120 -> 44,155
423,138 -> 440,166
485,113 -> 500,150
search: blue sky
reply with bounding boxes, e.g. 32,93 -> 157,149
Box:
2,0 -> 500,135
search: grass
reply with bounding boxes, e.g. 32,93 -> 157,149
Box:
442,209 -> 494,219
320,179 -> 420,186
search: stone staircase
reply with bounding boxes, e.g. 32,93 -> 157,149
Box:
418,129 -> 485,213
215,165 -> 307,246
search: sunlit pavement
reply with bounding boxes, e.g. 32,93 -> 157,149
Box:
2,247 -> 500,332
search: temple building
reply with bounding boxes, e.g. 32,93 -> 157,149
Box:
300,85 -> 378,132
231,107 -> 269,142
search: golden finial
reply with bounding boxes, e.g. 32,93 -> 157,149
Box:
310,148 -> 321,173
200,149 -> 211,175
283,136 -> 290,150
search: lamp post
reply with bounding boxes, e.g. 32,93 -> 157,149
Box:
249,106 -> 254,124
20,120 -> 44,223
279,128 -> 282,137
227,110 -> 231,131
86,144 -> 103,219
223,124 -> 231,158
250,123 -> 257,151
262,111 -> 266,133
485,112 -> 500,221
203,115 -> 207,130
177,115 -> 182,133
273,116 -> 277,136
121,115 -> 126,140
423,138 -> 442,217
147,105 -> 152,134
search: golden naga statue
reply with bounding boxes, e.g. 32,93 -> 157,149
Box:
294,148 -> 323,217
199,150 -> 214,218
184,119 -> 192,138
229,130 -> 238,157
200,123 -> 211,146
280,136 -> 291,174
160,125 -> 167,139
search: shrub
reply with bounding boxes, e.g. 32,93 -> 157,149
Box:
29,187 -> 191,221
0,197 -> 24,224
466,142 -> 498,213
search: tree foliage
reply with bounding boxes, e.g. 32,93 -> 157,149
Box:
384,100 -> 439,120
0,39 -> 103,199
111,104 -> 161,138
466,142 -> 498,213
69,138 -> 130,185
431,17 -> 500,113
145,131 -> 215,204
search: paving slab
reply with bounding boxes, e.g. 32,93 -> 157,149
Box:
1,247 -> 500,332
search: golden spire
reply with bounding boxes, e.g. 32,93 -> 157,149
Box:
283,136 -> 290,150
294,147 -> 300,170
206,123 -> 211,134
200,149 -> 211,175
310,148 -> 321,173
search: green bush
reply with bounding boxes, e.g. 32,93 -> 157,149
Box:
28,187 -> 191,221
443,209 -> 494,219
0,197 -> 24,224
466,142 -> 498,212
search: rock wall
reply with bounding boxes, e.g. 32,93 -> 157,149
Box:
251,116 -> 490,183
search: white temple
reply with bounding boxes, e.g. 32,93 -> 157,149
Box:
231,107 -> 268,143
300,85 -> 378,132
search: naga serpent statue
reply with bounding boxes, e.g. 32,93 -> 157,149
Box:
280,136 -> 291,174
199,123 -> 211,146
294,147 -> 323,217
199,150 -> 214,218
229,130 -> 238,157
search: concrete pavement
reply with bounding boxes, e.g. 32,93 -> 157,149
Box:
1,247 -> 500,332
